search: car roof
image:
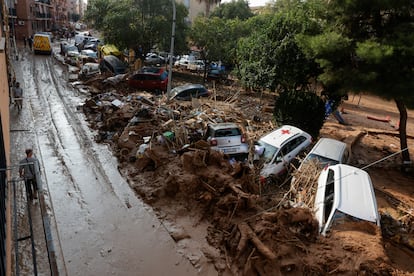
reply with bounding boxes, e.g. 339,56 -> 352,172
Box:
306,138 -> 347,163
103,55 -> 124,65
137,67 -> 164,74
208,123 -> 240,130
259,125 -> 309,147
326,164 -> 379,224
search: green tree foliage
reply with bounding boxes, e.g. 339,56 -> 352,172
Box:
299,0 -> 414,163
190,16 -> 250,66
84,0 -> 189,53
210,0 -> 253,20
236,0 -> 321,91
84,0 -> 113,28
274,90 -> 326,139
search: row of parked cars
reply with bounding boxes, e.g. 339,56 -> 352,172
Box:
204,123 -> 380,236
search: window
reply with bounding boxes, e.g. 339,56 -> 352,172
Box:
214,128 -> 241,137
256,140 -> 278,163
323,169 -> 335,223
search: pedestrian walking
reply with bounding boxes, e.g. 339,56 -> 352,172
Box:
19,149 -> 41,201
23,36 -> 27,48
12,81 -> 23,111
28,36 -> 33,50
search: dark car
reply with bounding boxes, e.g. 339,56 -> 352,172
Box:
99,55 -> 127,75
207,69 -> 228,82
127,67 -> 169,92
168,84 -> 210,101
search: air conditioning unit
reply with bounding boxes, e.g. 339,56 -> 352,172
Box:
18,21 -> 25,26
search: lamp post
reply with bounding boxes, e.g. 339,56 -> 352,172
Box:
167,0 -> 176,95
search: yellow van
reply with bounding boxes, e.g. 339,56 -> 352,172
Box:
33,33 -> 52,55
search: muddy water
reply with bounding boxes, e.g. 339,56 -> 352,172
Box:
9,47 -> 198,275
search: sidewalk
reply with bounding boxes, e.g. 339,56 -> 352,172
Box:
9,47 -> 65,275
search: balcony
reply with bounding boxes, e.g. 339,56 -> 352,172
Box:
35,12 -> 52,19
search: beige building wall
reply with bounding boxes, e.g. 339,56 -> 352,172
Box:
176,0 -> 218,23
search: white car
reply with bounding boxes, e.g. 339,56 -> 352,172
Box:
80,63 -> 101,78
314,164 -> 380,235
292,137 -> 350,185
256,125 -> 312,182
187,60 -> 205,72
300,138 -> 350,168
205,123 -> 249,160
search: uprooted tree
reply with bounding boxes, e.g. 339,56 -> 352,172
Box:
298,0 -> 414,166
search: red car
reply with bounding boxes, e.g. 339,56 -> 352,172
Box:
127,67 -> 169,92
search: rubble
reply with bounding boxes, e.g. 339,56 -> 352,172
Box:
78,72 -> 414,275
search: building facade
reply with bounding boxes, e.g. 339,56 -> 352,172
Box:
0,0 -> 13,275
177,0 -> 219,23
6,0 -> 74,42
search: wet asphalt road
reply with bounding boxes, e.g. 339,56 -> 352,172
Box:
9,45 -> 198,276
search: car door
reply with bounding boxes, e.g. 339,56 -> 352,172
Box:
275,135 -> 308,175
283,136 -> 308,163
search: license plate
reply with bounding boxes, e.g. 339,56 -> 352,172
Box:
223,148 -> 237,153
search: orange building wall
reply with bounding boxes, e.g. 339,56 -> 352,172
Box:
0,25 -> 12,276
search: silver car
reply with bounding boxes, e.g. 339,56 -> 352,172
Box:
205,123 -> 249,160
301,138 -> 350,167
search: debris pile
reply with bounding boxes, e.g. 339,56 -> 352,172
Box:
79,77 -> 412,275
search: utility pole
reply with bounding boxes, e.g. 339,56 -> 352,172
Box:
167,0 -> 176,96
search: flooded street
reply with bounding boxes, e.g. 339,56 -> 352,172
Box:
9,48 -> 198,275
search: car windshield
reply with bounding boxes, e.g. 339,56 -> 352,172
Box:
169,87 -> 183,98
214,128 -> 240,137
306,154 -> 339,167
256,140 -> 278,163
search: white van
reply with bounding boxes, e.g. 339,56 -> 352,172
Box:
314,164 -> 380,235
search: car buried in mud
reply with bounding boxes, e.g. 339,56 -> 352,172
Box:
255,125 -> 312,184
204,122 -> 249,160
314,164 -> 381,235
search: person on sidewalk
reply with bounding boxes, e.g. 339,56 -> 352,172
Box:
19,149 -> 41,201
12,82 -> 23,111
28,36 -> 33,51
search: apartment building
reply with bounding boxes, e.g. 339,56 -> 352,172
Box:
177,0 -> 219,23
6,0 -> 74,41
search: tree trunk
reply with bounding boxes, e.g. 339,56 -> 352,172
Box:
395,99 -> 411,163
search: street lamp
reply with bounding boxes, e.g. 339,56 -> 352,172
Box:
167,0 -> 176,95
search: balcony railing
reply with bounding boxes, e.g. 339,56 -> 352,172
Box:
35,12 -> 52,19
